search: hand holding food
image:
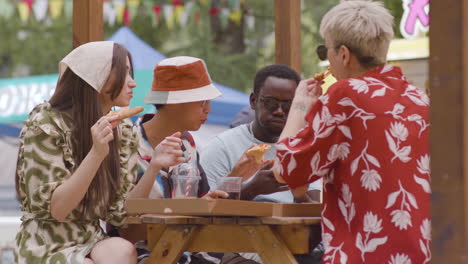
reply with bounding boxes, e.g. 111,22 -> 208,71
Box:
106,106 -> 144,120
229,144 -> 270,181
90,115 -> 119,157
246,144 -> 271,164
313,67 -> 331,81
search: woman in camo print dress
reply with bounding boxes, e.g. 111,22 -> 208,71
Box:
14,41 -> 185,264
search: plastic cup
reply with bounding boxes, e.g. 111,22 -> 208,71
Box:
215,177 -> 242,200
172,175 -> 200,198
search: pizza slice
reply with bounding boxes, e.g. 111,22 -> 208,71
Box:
246,144 -> 271,164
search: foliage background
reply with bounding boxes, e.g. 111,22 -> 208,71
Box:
0,0 -> 403,93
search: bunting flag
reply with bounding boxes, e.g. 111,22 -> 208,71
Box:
228,0 -> 240,9
0,0 -> 250,31
33,0 -> 48,21
245,12 -> 254,30
220,8 -> 229,29
152,5 -> 162,26
114,0 -> 126,24
127,0 -> 140,22
174,5 -> 184,26
63,0 -> 73,18
127,0 -> 140,8
229,8 -> 242,25
127,5 -> 138,22
104,1 -> 117,26
0,0 -> 16,19
173,0 -> 184,26
163,4 -> 175,29
123,7 -> 130,25
142,0 -> 154,24
180,0 -> 194,26
209,7 -> 218,16
49,0 -> 63,19
18,2 -> 30,23
23,0 -> 34,10
142,0 -> 153,10
194,11 -> 200,24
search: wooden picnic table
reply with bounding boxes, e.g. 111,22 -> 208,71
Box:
121,214 -> 321,264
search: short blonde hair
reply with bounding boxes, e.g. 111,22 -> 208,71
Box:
319,1 -> 394,68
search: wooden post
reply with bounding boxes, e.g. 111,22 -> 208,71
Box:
430,0 -> 468,262
72,0 -> 104,48
274,0 -> 301,73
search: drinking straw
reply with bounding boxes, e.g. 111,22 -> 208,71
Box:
185,177 -> 192,197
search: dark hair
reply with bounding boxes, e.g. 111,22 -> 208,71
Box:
253,64 -> 301,95
40,43 -> 132,218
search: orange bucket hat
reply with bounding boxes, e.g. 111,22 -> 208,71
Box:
143,56 -> 221,104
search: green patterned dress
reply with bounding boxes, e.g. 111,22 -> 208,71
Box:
14,102 -> 138,264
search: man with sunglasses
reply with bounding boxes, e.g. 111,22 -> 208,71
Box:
201,64 -> 321,204
201,64 -> 322,263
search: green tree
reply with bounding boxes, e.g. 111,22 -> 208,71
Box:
0,0 -> 407,93
0,13 -> 71,77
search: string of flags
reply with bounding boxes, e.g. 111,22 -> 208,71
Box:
0,0 -> 255,30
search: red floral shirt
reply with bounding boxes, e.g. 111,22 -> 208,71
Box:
276,65 -> 431,264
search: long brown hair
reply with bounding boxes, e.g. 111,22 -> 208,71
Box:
46,43 -> 133,218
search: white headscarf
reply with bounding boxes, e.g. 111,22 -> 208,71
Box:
58,41 -> 114,93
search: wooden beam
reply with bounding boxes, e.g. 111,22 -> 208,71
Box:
147,225 -> 200,264
274,0 -> 301,73
72,0 -> 104,48
430,0 -> 468,262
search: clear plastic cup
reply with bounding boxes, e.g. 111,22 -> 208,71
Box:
215,177 -> 242,200
170,163 -> 200,198
172,175 -> 201,198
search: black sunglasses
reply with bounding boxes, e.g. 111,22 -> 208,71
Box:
316,45 -> 328,61
317,44 -> 375,65
259,96 -> 292,113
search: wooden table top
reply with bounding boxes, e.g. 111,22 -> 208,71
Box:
126,214 -> 321,225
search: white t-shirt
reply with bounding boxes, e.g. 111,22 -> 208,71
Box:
200,123 -> 321,203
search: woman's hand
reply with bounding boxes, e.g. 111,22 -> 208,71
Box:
278,79 -> 323,142
228,145 -> 269,181
291,78 -> 323,114
150,132 -> 185,169
90,115 -> 120,158
202,190 -> 229,200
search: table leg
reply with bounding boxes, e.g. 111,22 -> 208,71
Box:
146,225 -> 199,264
243,225 -> 298,264
146,224 -> 167,250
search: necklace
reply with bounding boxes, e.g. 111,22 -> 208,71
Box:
249,122 -> 262,143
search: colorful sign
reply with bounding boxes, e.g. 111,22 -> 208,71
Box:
400,0 -> 429,39
0,74 -> 57,123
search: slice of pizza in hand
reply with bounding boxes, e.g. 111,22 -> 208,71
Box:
107,106 -> 144,120
246,144 -> 271,164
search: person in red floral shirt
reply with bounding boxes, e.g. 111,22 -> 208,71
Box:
273,1 -> 431,263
